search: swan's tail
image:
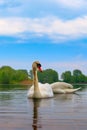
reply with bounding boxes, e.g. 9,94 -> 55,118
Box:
65,87 -> 81,93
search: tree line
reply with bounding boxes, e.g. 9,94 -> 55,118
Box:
0,65 -> 87,84
30,68 -> 87,84
0,66 -> 29,84
61,69 -> 87,83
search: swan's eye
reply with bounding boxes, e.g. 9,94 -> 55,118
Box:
37,63 -> 41,68
37,64 -> 42,72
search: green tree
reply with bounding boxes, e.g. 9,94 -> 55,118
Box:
29,70 -> 33,79
15,69 -> 28,82
73,69 -> 82,76
73,69 -> 86,83
61,71 -> 72,83
0,72 -> 10,84
0,66 -> 29,84
38,69 -> 59,83
0,66 -> 15,84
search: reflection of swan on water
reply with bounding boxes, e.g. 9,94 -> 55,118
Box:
51,82 -> 81,94
32,99 -> 42,129
54,93 -> 75,101
29,98 -> 54,130
27,61 -> 53,98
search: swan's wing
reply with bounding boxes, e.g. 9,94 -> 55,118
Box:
53,88 -> 65,94
51,82 -> 73,89
64,87 -> 81,93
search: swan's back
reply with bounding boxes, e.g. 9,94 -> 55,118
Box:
51,82 -> 73,89
27,83 -> 53,98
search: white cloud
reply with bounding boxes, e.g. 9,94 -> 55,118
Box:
0,18 -> 24,35
0,16 -> 87,42
0,0 -> 21,6
55,0 -> 87,9
0,0 -> 4,4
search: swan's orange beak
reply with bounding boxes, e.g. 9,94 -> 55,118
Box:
38,66 -> 42,72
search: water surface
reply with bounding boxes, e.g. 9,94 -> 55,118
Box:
0,84 -> 87,130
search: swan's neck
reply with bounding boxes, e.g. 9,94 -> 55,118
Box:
33,70 -> 42,98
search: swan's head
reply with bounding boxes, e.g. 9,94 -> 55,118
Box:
32,61 -> 42,72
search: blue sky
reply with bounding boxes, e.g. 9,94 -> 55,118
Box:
0,0 -> 87,77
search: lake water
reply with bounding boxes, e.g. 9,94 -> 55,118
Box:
0,84 -> 87,130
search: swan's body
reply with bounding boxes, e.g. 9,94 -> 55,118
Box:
51,82 -> 81,94
28,82 -> 53,98
27,61 -> 53,98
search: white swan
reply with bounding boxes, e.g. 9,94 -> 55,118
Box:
51,82 -> 81,94
27,61 -> 53,98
